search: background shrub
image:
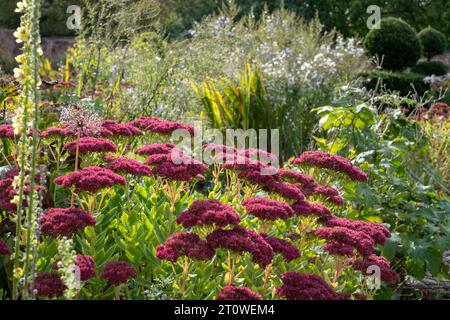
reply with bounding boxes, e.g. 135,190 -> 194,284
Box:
418,27 -> 447,60
360,70 -> 430,96
411,61 -> 448,76
364,18 -> 423,71
0,49 -> 15,74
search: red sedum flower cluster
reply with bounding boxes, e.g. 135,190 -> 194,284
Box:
0,239 -> 11,256
260,233 -> 300,262
276,272 -> 347,300
216,285 -> 262,300
101,261 -> 137,286
176,199 -> 240,228
40,208 -> 96,238
54,166 -> 126,192
101,120 -> 142,137
353,254 -> 400,284
64,137 -> 117,155
242,197 -> 294,220
291,151 -> 368,182
130,116 -> 194,135
206,226 -> 274,268
34,272 -> 66,298
156,232 -> 215,262
104,155 -> 151,176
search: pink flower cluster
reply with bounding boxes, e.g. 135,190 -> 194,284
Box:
156,232 -> 214,262
40,126 -> 74,138
100,261 -> 137,286
176,200 -> 240,228
302,183 -> 344,205
276,272 -> 347,300
216,285 -> 262,300
291,200 -> 331,217
137,143 -> 208,182
260,234 -> 300,262
320,216 -> 391,246
34,272 -> 66,298
104,155 -> 151,176
242,197 -> 294,220
323,242 -> 354,256
205,144 -> 279,164
40,208 -> 96,238
64,137 -> 117,155
0,239 -> 11,256
54,166 -> 126,192
129,116 -> 194,135
0,167 -> 47,213
76,254 -> 96,281
135,143 -> 175,155
0,124 -> 16,139
101,120 -> 142,137
353,254 -> 400,284
292,151 -> 368,182
206,226 -> 274,268
315,226 -> 375,256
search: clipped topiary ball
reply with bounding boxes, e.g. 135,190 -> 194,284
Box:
411,61 -> 448,76
364,17 -> 422,71
418,27 -> 447,60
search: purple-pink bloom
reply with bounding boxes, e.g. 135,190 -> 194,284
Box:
291,200 -> 331,217
216,285 -> 262,300
104,155 -> 151,176
176,200 -> 240,228
54,166 -> 126,192
206,226 -> 274,268
260,234 -> 300,262
129,116 -> 194,135
101,261 -> 136,286
353,254 -> 400,284
156,232 -> 215,262
0,124 -> 15,139
34,273 -> 66,298
76,254 -> 96,281
242,197 -> 294,220
40,126 -> 75,138
323,242 -> 354,256
40,208 -> 96,238
276,272 -> 343,300
101,120 -> 142,137
292,151 -> 368,182
319,216 -> 391,245
315,226 -> 375,256
64,137 -> 117,155
0,239 -> 11,256
135,143 -> 175,155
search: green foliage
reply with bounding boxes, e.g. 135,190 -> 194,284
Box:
411,61 -> 448,77
418,27 -> 447,60
360,70 -> 430,97
192,65 -> 272,131
364,18 -> 423,71
313,87 -> 450,280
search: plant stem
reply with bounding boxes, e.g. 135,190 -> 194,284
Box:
70,131 -> 81,208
